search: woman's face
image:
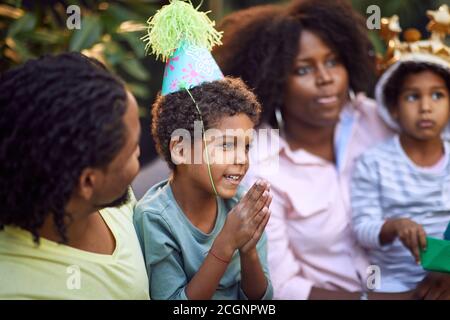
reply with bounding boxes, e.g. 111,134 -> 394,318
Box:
283,30 -> 350,128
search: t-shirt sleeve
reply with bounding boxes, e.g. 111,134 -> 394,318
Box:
133,208 -> 189,300
351,154 -> 385,249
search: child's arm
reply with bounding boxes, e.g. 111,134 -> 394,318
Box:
379,218 -> 427,264
239,193 -> 272,300
352,154 -> 427,264
185,180 -> 271,300
351,155 -> 386,249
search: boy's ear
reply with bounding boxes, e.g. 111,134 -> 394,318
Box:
76,168 -> 98,200
170,136 -> 190,165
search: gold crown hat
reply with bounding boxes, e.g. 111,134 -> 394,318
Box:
375,4 -> 450,132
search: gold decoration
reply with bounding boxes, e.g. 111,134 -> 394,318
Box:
377,5 -> 450,73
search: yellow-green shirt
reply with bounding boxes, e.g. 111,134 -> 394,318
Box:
0,200 -> 150,300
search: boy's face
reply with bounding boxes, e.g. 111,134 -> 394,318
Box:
186,113 -> 255,199
393,70 -> 450,141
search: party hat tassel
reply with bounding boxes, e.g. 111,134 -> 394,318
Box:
142,0 -> 223,62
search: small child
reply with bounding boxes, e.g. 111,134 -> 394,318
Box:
351,45 -> 450,291
133,1 -> 273,300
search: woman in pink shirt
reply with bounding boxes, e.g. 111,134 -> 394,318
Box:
214,0 -> 450,299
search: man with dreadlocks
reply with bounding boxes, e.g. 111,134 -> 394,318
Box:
0,52 -> 149,299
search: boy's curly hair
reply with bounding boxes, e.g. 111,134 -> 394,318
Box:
214,0 -> 376,128
152,77 -> 261,170
384,62 -> 450,112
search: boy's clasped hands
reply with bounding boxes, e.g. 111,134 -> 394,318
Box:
212,179 -> 272,262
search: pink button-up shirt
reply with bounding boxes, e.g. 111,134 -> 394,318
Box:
245,94 -> 393,299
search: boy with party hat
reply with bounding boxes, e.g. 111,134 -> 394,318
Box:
351,5 -> 450,292
133,0 -> 273,300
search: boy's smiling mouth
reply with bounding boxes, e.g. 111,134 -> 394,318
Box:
223,173 -> 244,185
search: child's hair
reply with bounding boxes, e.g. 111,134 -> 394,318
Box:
384,62 -> 450,112
151,77 -> 261,170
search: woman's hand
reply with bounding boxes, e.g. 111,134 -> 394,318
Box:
413,272 -> 450,300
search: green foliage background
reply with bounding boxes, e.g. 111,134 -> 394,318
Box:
1,0 -> 448,165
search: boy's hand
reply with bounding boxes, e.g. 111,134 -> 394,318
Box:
392,218 -> 427,264
215,180 -> 271,258
240,189 -> 272,254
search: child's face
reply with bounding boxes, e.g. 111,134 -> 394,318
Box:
188,113 -> 255,199
393,70 -> 450,141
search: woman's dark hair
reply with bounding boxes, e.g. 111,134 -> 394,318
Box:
384,62 -> 450,112
0,52 -> 128,243
214,0 -> 376,128
152,77 -> 261,170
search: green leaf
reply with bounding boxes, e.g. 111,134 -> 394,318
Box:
127,82 -> 150,99
11,37 -> 35,61
27,29 -> 63,44
104,41 -> 126,66
120,58 -> 150,81
69,15 -> 102,51
106,3 -> 142,22
8,12 -> 37,37
120,32 -> 146,58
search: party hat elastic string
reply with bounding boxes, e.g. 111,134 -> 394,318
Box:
186,88 -> 219,196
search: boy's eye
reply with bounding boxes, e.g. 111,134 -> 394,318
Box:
404,93 -> 419,102
222,142 -> 234,150
296,65 -> 312,76
431,91 -> 445,100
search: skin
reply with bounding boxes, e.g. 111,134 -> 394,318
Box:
170,113 -> 272,300
37,91 -> 141,255
380,70 -> 450,264
283,29 -> 350,162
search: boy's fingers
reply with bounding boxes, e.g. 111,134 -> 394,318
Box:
251,191 -> 270,218
258,209 -> 271,232
409,231 -> 420,263
251,206 -> 268,227
419,228 -> 427,251
242,180 -> 267,207
249,210 -> 271,248
264,194 -> 273,209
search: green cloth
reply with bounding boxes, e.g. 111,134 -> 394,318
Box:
133,179 -> 273,300
420,237 -> 450,273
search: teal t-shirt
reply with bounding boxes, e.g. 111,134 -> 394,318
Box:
133,179 -> 273,300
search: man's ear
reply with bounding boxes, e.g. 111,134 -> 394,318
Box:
170,136 -> 190,165
76,168 -> 99,201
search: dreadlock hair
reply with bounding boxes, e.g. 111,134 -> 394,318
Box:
0,52 -> 128,243
214,0 -> 376,128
